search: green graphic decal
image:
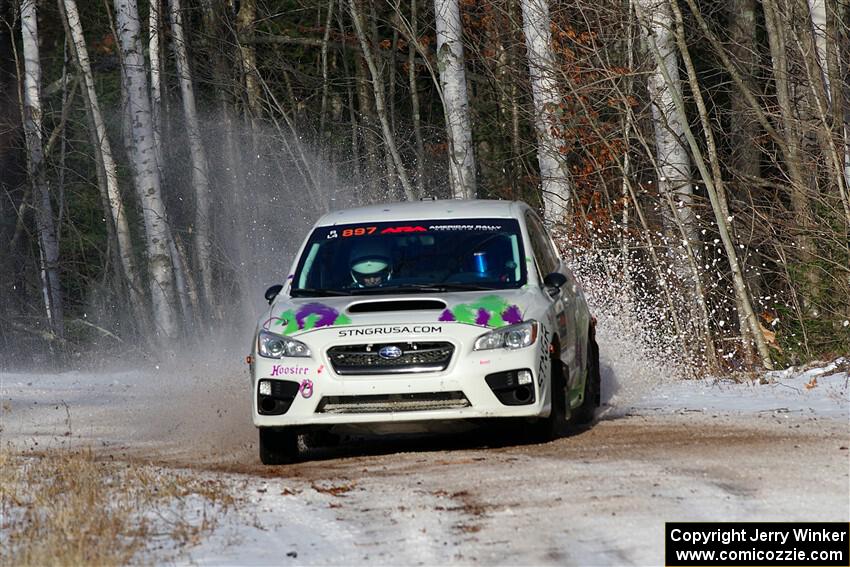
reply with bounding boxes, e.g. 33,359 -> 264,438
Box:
438,295 -> 523,327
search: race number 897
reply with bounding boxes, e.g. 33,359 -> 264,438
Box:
342,227 -> 377,237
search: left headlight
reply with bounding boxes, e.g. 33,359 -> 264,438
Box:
257,330 -> 311,358
473,320 -> 538,351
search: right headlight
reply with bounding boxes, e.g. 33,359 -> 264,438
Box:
473,320 -> 538,351
257,330 -> 311,358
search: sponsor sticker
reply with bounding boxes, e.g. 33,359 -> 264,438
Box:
338,325 -> 442,337
299,379 -> 314,399
270,365 -> 309,377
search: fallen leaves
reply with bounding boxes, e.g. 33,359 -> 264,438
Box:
311,482 -> 356,497
759,323 -> 783,352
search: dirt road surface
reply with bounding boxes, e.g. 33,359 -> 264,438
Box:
2,343 -> 847,565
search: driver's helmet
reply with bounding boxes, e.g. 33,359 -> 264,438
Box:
350,240 -> 392,287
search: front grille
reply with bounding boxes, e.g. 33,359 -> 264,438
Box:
327,342 -> 454,375
316,392 -> 470,414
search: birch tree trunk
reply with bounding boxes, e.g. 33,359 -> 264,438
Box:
149,0 -> 165,171
840,1 -> 850,201
60,0 -> 145,316
634,0 -> 696,254
114,0 -> 180,339
520,0 -> 571,225
168,0 -> 215,317
806,0 -> 830,93
20,0 -> 64,338
434,0 -> 475,199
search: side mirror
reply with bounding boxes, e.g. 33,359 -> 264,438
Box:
264,284 -> 284,304
543,272 -> 567,294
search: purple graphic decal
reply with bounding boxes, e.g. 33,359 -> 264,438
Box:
295,303 -> 339,329
501,305 -> 523,325
475,308 -> 491,326
275,303 -> 352,334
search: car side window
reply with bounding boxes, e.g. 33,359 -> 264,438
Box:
524,211 -> 559,276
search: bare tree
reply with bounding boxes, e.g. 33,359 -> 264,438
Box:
168,0 -> 215,317
349,0 -> 417,200
59,0 -> 144,316
725,0 -> 762,366
659,0 -> 774,368
520,0 -> 572,224
20,0 -> 63,338
407,0 -> 426,195
434,0 -> 476,198
149,0 -> 165,170
236,0 -> 261,138
634,0 -> 696,254
114,0 -> 180,339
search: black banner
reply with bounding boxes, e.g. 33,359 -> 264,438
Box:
666,522 -> 849,566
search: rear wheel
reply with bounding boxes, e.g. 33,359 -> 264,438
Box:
572,326 -> 600,425
259,427 -> 299,465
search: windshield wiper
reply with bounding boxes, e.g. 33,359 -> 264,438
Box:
350,283 -> 498,295
289,287 -> 351,297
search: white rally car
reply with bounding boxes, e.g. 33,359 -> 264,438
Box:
250,199 -> 599,464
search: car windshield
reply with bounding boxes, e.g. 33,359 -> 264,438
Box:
291,218 -> 527,295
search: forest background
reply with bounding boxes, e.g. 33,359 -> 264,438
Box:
0,0 -> 848,373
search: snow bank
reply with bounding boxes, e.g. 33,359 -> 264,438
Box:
627,359 -> 849,419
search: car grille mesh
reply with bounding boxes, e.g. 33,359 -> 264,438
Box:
327,342 -> 454,375
316,392 -> 470,414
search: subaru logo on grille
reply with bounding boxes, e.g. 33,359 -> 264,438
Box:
378,345 -> 403,359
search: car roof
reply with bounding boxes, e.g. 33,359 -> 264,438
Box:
315,199 -> 529,226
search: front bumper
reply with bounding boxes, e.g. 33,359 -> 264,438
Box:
251,323 -> 551,427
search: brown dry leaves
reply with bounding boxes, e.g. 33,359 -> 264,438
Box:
0,447 -> 234,566
759,323 -> 783,352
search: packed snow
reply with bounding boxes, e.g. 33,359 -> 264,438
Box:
1,350 -> 846,565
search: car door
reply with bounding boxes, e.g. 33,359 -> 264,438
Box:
524,211 -> 580,386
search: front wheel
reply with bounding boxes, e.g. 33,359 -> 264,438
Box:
259,427 -> 299,465
529,358 -> 568,442
572,325 -> 601,425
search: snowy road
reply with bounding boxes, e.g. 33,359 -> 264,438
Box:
1,345 -> 848,564
177,412 -> 848,565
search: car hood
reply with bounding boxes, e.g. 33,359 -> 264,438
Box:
259,288 -> 540,337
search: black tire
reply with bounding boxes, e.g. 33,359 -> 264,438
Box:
530,357 -> 568,442
572,326 -> 600,425
305,427 -> 340,449
259,427 -> 299,465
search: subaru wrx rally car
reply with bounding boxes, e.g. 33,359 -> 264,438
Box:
250,199 -> 600,464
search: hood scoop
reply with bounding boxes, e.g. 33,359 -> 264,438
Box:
347,299 -> 447,314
